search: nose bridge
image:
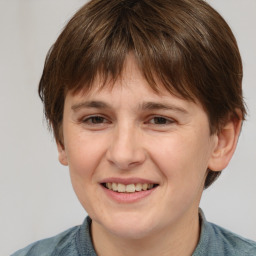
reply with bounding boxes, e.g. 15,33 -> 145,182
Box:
106,121 -> 145,169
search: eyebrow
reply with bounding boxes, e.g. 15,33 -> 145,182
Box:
71,100 -> 188,114
71,101 -> 111,111
140,102 -> 188,114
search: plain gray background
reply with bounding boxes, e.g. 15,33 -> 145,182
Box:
0,1 -> 255,255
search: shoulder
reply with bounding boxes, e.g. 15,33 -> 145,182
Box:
11,225 -> 80,256
210,222 -> 256,255
11,216 -> 96,256
194,210 -> 256,256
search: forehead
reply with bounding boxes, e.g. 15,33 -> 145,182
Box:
65,56 -> 206,121
70,54 -> 196,104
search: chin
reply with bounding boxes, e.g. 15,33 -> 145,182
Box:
98,212 -> 158,239
110,223 -> 155,240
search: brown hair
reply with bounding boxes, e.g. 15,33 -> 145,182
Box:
39,0 -> 246,188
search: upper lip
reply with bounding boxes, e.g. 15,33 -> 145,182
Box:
100,177 -> 159,185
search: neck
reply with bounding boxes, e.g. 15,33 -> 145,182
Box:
91,208 -> 201,256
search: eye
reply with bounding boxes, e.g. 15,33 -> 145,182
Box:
82,115 -> 109,125
148,116 -> 174,125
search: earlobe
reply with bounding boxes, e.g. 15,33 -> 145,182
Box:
57,142 -> 69,166
208,116 -> 242,171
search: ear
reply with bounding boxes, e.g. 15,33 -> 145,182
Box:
208,114 -> 242,171
57,142 -> 69,166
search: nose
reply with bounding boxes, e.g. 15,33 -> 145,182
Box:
106,124 -> 146,170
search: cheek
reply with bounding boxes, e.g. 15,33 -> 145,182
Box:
64,131 -> 108,178
65,133 -> 109,213
148,134 -> 212,212
148,133 -> 211,182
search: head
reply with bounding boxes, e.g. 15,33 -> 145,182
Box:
39,0 -> 246,189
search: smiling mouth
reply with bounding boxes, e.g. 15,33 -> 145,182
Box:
102,183 -> 159,193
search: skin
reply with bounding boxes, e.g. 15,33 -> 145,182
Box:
57,55 -> 241,256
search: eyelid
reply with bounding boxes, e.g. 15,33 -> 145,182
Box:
146,115 -> 176,125
81,114 -> 111,124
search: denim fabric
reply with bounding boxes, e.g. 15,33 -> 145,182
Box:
11,218 -> 96,256
12,210 -> 256,256
192,210 -> 256,256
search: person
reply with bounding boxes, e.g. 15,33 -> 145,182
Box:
12,0 -> 256,255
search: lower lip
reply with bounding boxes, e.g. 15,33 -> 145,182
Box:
101,186 -> 156,203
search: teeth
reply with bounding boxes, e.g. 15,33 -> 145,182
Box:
126,184 -> 135,193
112,183 -> 118,191
148,184 -> 153,189
142,184 -> 148,191
106,183 -> 112,189
135,183 -> 142,191
104,182 -> 155,193
117,183 -> 126,192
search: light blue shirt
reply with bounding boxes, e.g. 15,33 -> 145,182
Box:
12,210 -> 256,255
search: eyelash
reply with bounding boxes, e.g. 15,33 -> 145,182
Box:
82,115 -> 110,125
147,116 -> 175,125
81,115 -> 175,127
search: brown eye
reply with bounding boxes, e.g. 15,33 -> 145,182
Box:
148,117 -> 174,125
90,116 -> 105,124
83,116 -> 107,124
153,117 -> 167,124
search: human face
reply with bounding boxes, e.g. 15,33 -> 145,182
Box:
58,56 -> 218,239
